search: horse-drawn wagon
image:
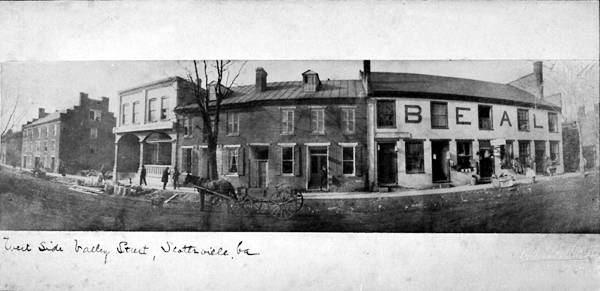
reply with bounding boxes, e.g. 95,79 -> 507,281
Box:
184,175 -> 304,220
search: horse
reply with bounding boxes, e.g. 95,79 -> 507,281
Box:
183,174 -> 237,198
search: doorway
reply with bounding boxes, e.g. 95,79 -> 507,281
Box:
478,140 -> 494,179
257,161 -> 268,188
34,157 -> 40,169
308,147 -> 328,190
377,142 -> 397,185
431,140 -> 450,182
534,141 -> 546,174
250,146 -> 269,188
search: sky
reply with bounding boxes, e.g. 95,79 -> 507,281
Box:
1,60 -> 560,133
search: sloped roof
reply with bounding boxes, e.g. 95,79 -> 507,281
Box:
175,79 -> 364,111
370,72 -> 559,109
24,111 -> 64,127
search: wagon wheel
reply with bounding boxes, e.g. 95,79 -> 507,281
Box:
231,195 -> 255,217
268,190 -> 298,220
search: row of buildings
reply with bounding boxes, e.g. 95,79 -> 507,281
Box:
3,61 -> 597,190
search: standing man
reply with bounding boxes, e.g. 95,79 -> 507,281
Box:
319,164 -> 328,191
140,165 -> 147,186
172,167 -> 180,190
161,167 -> 170,190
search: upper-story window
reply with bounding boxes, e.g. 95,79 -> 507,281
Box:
281,109 -> 295,135
377,100 -> 396,128
89,110 -> 101,121
311,108 -> 325,135
122,104 -> 130,125
148,98 -> 157,122
42,126 -> 47,137
35,128 -> 40,138
431,102 -> 448,129
43,141 -> 47,152
132,102 -> 140,124
36,141 -> 40,152
341,108 -> 355,134
51,140 -> 55,152
227,112 -> 240,136
548,112 -> 558,133
478,105 -> 493,130
160,97 -> 170,120
518,109 -> 529,131
52,124 -> 57,136
183,117 -> 194,137
90,128 -> 98,139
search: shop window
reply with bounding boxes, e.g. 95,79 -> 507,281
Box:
341,108 -> 355,134
550,141 -> 560,165
478,105 -> 493,130
405,141 -> 424,174
518,140 -> 531,167
227,112 -> 240,136
377,100 -> 396,128
281,146 -> 294,175
281,109 -> 295,135
457,141 -> 473,170
431,102 -> 448,129
500,141 -> 514,169
311,109 -> 325,134
342,146 -> 355,175
548,112 -> 558,133
518,109 -> 529,131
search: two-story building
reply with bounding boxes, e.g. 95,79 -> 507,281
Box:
364,61 -> 564,189
174,68 -> 369,192
112,77 -> 198,182
21,93 -> 116,174
1,130 -> 23,168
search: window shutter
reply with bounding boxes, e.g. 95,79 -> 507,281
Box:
238,147 -> 245,176
274,145 -> 282,176
329,145 -> 338,176
294,145 -> 301,176
219,147 -> 225,176
356,144 -> 363,176
250,160 -> 258,188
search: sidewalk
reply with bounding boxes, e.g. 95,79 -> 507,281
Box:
302,172 -> 586,200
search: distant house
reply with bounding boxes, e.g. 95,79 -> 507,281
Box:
21,93 -> 116,174
1,130 -> 23,168
562,104 -> 600,172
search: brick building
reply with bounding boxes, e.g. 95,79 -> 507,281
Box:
21,93 -> 116,174
174,68 -> 368,192
1,130 -> 23,168
365,61 -> 564,189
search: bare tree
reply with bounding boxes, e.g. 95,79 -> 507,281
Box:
1,79 -> 31,137
181,60 -> 247,180
546,61 -> 600,174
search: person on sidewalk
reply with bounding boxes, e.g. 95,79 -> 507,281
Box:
140,165 -> 147,186
319,164 -> 328,191
172,167 -> 180,190
161,167 -> 170,190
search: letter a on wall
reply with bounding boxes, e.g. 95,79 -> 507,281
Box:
500,111 -> 512,127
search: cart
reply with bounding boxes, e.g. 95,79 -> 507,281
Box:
192,183 -> 304,220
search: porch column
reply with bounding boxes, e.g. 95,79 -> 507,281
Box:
424,139 -> 432,175
171,140 -> 178,168
139,141 -> 145,171
449,139 -> 458,165
112,142 -> 119,182
397,139 -> 406,176
530,140 -> 536,169
367,99 -> 376,188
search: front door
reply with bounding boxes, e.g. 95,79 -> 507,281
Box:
534,141 -> 546,174
34,157 -> 40,169
308,147 -> 328,190
432,141 -> 450,182
257,161 -> 268,188
377,143 -> 397,185
478,140 -> 494,179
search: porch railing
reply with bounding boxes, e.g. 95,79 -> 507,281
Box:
145,165 -> 170,176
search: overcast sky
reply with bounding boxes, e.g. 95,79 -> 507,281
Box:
1,60 -> 556,131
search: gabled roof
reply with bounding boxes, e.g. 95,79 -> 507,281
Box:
370,72 -> 560,109
175,79 -> 364,112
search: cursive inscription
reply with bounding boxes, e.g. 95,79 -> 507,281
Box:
117,241 -> 149,255
39,241 -> 63,252
3,237 -> 32,252
161,241 -> 229,256
237,241 -> 259,256
74,239 -> 111,264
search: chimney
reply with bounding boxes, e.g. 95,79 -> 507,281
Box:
38,108 -> 46,119
534,61 -> 544,99
255,68 -> 268,93
363,60 -> 371,75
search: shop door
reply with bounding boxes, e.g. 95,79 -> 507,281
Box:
377,143 -> 397,185
308,147 -> 328,190
534,141 -> 546,174
478,140 -> 494,179
432,141 -> 450,182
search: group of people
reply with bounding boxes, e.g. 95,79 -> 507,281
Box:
138,165 -> 181,190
